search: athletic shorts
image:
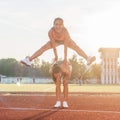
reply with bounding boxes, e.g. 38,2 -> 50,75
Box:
55,40 -> 64,44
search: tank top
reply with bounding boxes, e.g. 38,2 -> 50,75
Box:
49,27 -> 70,41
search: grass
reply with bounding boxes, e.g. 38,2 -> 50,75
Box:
69,84 -> 120,93
0,84 -> 120,93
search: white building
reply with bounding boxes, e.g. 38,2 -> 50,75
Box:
99,48 -> 120,84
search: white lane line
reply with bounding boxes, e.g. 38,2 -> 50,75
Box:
0,107 -> 120,114
2,94 -> 120,97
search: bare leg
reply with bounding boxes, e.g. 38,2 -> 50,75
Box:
67,39 -> 88,60
63,76 -> 68,101
55,75 -> 61,101
29,41 -> 52,61
29,41 -> 60,61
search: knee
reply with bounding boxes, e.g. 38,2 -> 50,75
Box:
63,80 -> 68,87
56,81 -> 61,87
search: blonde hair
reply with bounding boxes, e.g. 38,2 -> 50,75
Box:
53,17 -> 64,24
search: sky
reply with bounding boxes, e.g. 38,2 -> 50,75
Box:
0,0 -> 120,63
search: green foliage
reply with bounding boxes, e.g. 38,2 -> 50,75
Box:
90,63 -> 101,83
0,58 -> 18,76
69,55 -> 101,83
69,54 -> 87,80
39,60 -> 51,77
0,55 -> 101,80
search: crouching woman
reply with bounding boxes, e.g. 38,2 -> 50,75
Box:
49,61 -> 72,108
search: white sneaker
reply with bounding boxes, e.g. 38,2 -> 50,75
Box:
21,57 -> 31,66
87,56 -> 96,65
63,101 -> 68,108
54,101 -> 61,108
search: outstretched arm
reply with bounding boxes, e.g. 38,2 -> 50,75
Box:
64,40 -> 67,64
51,40 -> 58,62
64,28 -> 71,64
48,31 -> 58,62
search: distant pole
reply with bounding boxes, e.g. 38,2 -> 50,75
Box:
0,76 -> 1,83
33,77 -> 35,83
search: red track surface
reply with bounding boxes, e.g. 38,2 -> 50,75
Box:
0,92 -> 120,120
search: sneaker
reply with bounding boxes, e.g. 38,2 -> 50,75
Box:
63,101 -> 68,108
87,56 -> 96,65
21,57 -> 31,66
54,101 -> 61,108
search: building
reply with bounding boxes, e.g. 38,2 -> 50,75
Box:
99,48 -> 120,84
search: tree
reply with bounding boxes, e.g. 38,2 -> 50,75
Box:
0,58 -> 18,76
39,60 -> 51,77
32,58 -> 40,68
90,63 -> 101,83
69,54 -> 80,80
0,57 -> 102,82
69,54 -> 87,80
